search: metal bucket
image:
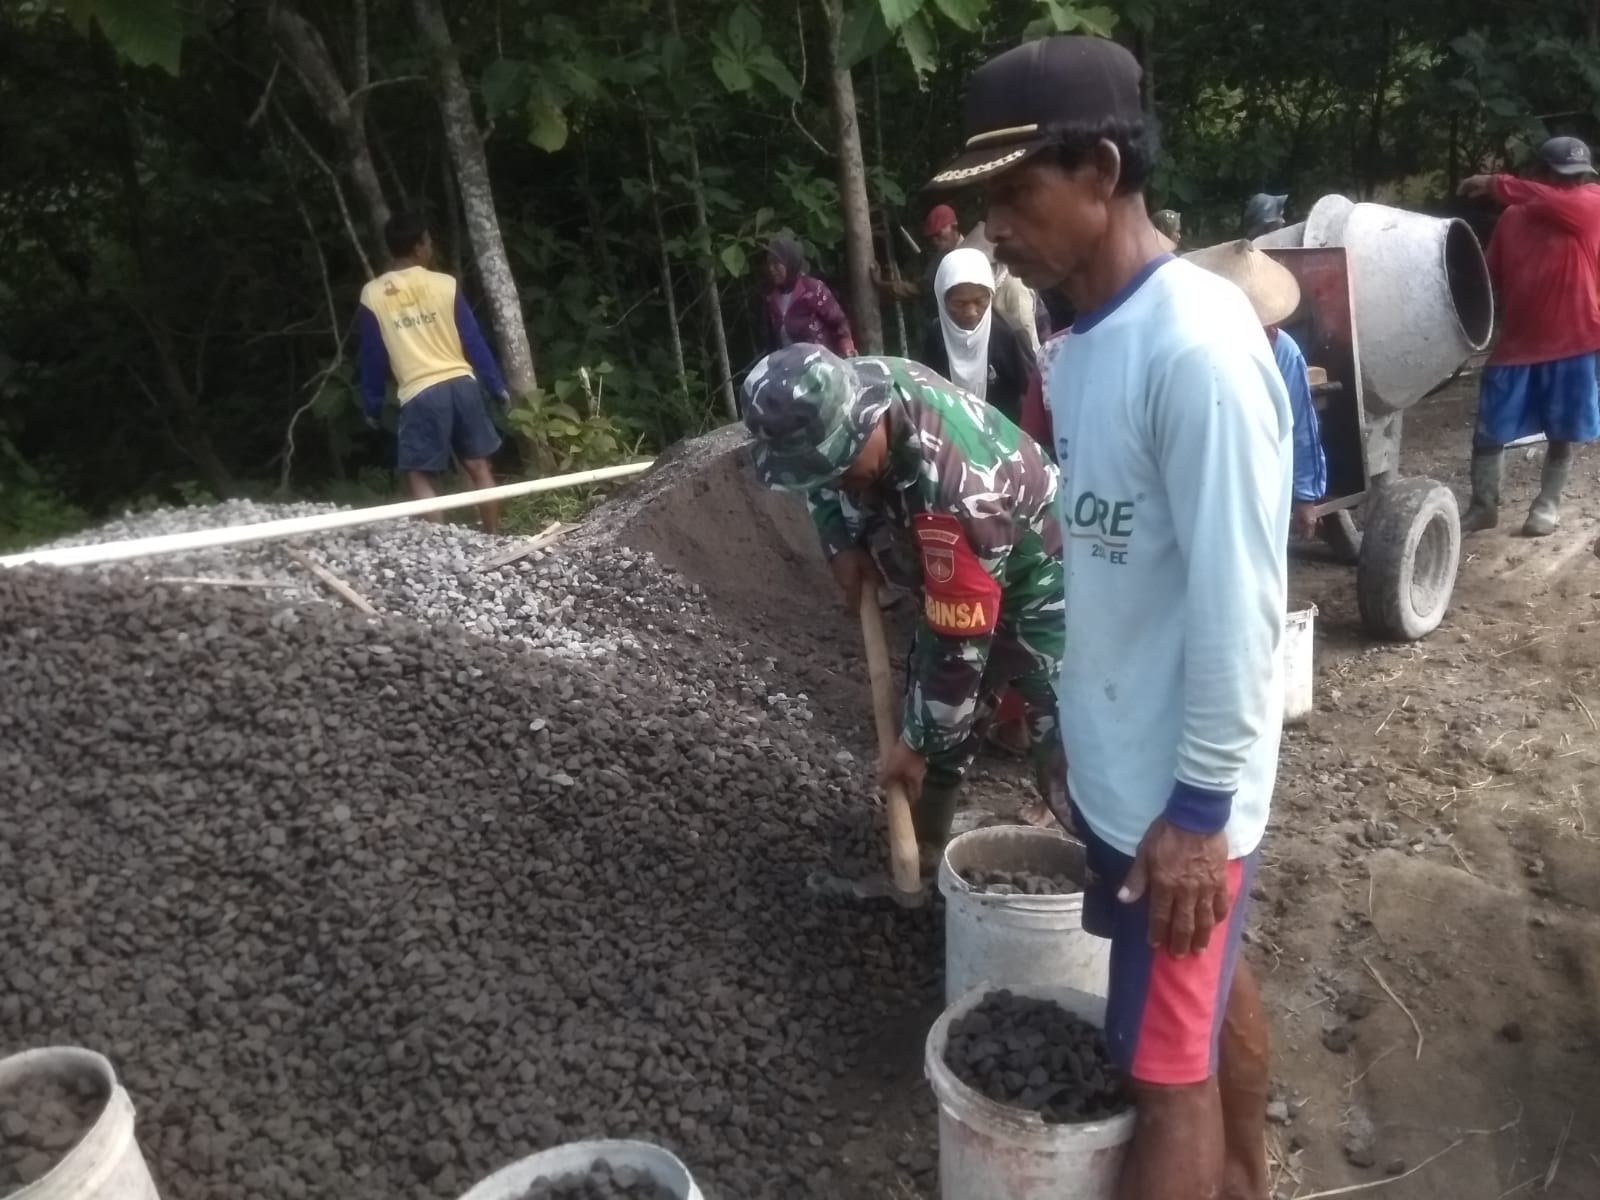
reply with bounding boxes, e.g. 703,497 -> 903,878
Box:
1307,200 -> 1494,415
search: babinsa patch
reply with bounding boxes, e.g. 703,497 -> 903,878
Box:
914,512 -> 1001,636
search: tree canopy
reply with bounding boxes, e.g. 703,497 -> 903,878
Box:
4,0 -> 1599,544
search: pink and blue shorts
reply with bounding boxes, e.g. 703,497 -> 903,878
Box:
1071,800 -> 1256,1086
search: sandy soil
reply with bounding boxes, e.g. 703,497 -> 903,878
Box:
605,374 -> 1600,1200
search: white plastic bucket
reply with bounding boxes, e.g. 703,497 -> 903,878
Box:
456,1139 -> 702,1200
926,983 -> 1135,1200
0,1047 -> 160,1200
938,827 -> 1110,1004
1283,605 -> 1317,725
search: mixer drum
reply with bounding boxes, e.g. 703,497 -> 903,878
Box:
1305,200 -> 1495,416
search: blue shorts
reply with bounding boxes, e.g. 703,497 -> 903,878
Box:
1475,354 -> 1600,447
396,376 -> 502,472
1070,799 -> 1256,1086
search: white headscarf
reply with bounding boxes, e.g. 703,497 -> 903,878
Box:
934,247 -> 995,401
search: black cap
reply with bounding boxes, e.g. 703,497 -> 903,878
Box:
1539,136 -> 1595,177
927,37 -> 1142,192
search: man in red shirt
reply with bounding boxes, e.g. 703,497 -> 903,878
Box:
1460,137 -> 1600,536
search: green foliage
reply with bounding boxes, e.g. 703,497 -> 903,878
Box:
0,429 -> 88,551
60,0 -> 184,74
10,0 -> 1600,537
1025,0 -> 1118,39
503,368 -> 638,475
711,7 -> 802,101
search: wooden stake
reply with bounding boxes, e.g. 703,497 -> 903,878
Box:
152,576 -> 296,590
859,586 -> 921,897
286,549 -> 377,615
475,521 -> 569,572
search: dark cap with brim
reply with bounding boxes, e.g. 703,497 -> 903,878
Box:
1539,136 -> 1596,177
927,36 -> 1143,192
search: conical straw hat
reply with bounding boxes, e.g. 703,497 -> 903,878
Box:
1182,239 -> 1302,327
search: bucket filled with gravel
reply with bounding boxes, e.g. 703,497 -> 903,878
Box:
0,1047 -> 159,1200
925,986 -> 1133,1200
456,1140 -> 701,1200
938,826 -> 1109,1002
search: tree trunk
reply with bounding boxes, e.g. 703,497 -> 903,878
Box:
1362,19 -> 1392,199
581,145 -> 639,373
686,132 -> 739,421
820,0 -> 883,355
1135,20 -> 1155,119
644,125 -> 691,402
871,63 -> 907,356
663,0 -> 737,419
267,1 -> 390,257
409,0 -> 538,398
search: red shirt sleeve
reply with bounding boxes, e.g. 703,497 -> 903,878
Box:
1492,175 -> 1590,234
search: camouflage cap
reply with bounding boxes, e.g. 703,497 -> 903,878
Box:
742,344 -> 891,492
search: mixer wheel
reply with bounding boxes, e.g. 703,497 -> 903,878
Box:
1357,477 -> 1460,641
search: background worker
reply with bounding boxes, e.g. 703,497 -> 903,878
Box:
1243,192 -> 1289,239
1458,136 -> 1600,537
871,204 -> 965,305
742,343 -> 1066,846
1151,209 -> 1182,251
1186,240 -> 1328,540
961,222 -> 1049,353
917,246 -> 1037,425
762,237 -> 857,358
931,36 -> 1288,1200
358,212 -> 508,533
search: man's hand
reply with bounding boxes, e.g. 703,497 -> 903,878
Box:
1458,174 -> 1494,200
1291,501 -> 1319,541
1119,817 -> 1231,957
879,737 -> 927,804
829,547 -> 882,611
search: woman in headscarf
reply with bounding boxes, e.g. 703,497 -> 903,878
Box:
763,237 -> 856,358
917,246 -> 1035,425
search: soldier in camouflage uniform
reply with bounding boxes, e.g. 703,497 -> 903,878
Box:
742,342 -> 1065,851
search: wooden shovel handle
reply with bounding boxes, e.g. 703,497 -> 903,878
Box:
859,586 -> 921,895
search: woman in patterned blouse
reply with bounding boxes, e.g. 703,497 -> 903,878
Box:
763,238 -> 856,358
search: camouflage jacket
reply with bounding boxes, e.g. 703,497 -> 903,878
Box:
807,358 -> 1063,755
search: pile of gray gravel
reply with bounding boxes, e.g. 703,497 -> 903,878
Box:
38,499 -> 817,725
0,569 -> 938,1198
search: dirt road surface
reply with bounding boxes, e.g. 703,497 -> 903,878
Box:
613,374 -> 1600,1200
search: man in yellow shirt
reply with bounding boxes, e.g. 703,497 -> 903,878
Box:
358,212 -> 509,532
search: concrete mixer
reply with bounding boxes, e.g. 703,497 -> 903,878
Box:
1255,198 -> 1495,640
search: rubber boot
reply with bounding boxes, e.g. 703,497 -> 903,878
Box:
1522,459 -> 1570,537
1461,450 -> 1502,533
912,780 -> 962,856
